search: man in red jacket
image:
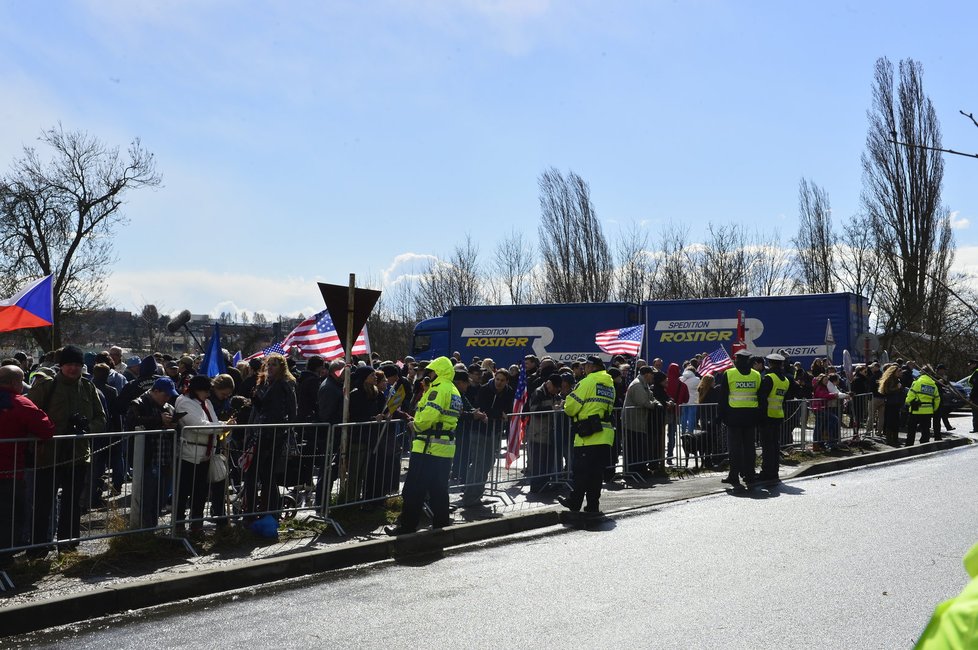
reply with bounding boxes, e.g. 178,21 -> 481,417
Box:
0,364 -> 55,568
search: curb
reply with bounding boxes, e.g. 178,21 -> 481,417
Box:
787,435 -> 971,479
0,510 -> 560,638
2,436 -> 972,638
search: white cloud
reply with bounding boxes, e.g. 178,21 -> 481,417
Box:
950,210 -> 970,230
382,252 -> 438,285
107,269 -> 329,320
951,246 -> 978,275
107,251 -> 446,320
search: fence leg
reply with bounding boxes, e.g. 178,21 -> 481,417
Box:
800,401 -> 809,450
130,433 -> 145,529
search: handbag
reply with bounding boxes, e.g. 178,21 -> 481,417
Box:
206,434 -> 229,483
208,450 -> 229,483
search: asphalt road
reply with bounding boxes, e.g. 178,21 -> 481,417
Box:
14,444 -> 978,649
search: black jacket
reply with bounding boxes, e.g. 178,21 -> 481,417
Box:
250,378 -> 296,425
296,370 -> 322,423
317,375 -> 344,425
476,382 -> 515,422
125,391 -> 175,467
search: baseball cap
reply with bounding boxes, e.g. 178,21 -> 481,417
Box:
152,377 -> 179,398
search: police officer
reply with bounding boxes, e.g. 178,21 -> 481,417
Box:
905,366 -> 940,446
386,356 -> 461,536
757,353 -> 790,483
560,355 -> 615,515
717,349 -> 761,490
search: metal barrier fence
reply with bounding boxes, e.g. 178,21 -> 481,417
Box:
1,428 -> 176,560
0,391 -> 889,562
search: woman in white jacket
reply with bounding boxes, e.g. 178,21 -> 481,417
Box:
174,374 -> 223,535
680,366 -> 701,434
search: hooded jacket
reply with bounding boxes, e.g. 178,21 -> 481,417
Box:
665,363 -> 690,415
412,356 -> 461,458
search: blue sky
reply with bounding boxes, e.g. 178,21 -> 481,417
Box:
2,0 -> 977,319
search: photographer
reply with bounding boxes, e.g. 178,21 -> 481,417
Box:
125,377 -> 179,529
27,345 -> 106,553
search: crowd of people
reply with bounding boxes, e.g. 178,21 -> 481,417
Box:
0,340 -> 969,560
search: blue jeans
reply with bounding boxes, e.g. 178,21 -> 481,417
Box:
666,412 -> 678,458
681,405 -> 698,434
813,411 -> 839,447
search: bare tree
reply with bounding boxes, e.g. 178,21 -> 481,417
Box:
650,223 -> 693,299
494,229 -> 536,305
833,213 -> 881,309
694,223 -> 753,298
792,178 -> 835,294
747,228 -> 794,296
612,222 -> 657,302
862,57 -> 953,341
537,168 -> 612,303
416,234 -> 485,319
0,125 -> 160,349
139,304 -> 168,352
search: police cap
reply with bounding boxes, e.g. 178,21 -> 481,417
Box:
586,355 -> 605,366
734,349 -> 752,358
766,353 -> 785,362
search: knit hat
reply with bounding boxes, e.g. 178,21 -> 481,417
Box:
139,355 -> 158,378
59,345 -> 85,366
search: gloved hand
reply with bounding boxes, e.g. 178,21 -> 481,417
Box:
910,398 -> 922,410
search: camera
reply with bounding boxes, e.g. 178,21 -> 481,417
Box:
68,412 -> 90,436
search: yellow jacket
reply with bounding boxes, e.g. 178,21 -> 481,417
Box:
916,542 -> 978,648
411,356 -> 462,458
564,369 -> 615,447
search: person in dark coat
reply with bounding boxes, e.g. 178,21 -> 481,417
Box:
461,369 -> 514,508
312,359 -> 345,509
650,371 -> 672,470
343,365 -> 381,503
244,353 -> 296,517
295,356 -> 325,423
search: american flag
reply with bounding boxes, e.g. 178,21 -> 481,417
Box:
280,309 -> 370,360
595,324 -> 645,356
697,345 -> 734,376
505,361 -> 528,469
244,341 -> 287,361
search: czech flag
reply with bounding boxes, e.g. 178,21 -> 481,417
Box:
0,276 -> 53,333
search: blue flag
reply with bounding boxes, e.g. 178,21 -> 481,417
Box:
200,323 -> 227,378
231,350 -> 242,366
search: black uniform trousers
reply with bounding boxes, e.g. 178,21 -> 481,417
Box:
399,452 -> 452,532
906,413 -> 933,446
759,421 -> 782,479
726,425 -> 757,483
567,444 -> 610,513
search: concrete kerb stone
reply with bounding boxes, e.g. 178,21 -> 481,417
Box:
2,436 -> 971,638
788,435 -> 971,479
0,510 -> 561,638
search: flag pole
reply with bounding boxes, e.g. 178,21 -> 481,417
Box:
339,273 -> 355,498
